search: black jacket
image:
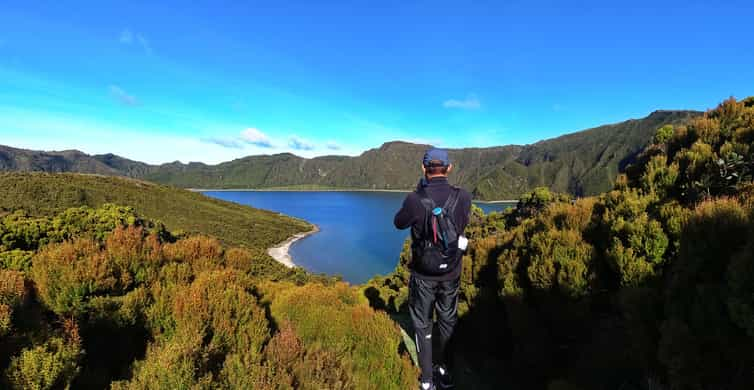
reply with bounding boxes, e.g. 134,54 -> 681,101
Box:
394,176 -> 472,281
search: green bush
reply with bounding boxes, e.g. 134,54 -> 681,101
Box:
659,198 -> 753,389
526,229 -> 593,298
363,97 -> 754,389
271,282 -> 416,389
653,124 -> 675,145
5,321 -> 82,390
0,250 -> 33,272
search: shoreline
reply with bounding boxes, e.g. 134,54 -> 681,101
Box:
190,188 -> 517,203
191,187 -> 409,193
267,225 -> 320,268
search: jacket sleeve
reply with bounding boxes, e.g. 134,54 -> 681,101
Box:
394,194 -> 417,230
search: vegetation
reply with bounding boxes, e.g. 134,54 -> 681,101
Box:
0,203 -> 415,389
1,110 -> 698,200
0,172 -> 310,251
1,97 -> 751,389
365,97 -> 754,389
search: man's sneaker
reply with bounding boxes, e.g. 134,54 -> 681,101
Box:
433,364 -> 454,389
419,381 -> 436,390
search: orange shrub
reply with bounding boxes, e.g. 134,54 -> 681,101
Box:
543,197 -> 596,232
117,269 -> 270,389
30,238 -> 117,316
224,247 -> 254,271
162,235 -> 223,274
0,270 -> 27,336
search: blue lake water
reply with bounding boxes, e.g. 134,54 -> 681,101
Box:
202,191 -> 513,284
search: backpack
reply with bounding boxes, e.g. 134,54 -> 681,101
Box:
411,186 -> 462,276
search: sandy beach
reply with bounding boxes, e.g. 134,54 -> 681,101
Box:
267,225 -> 320,268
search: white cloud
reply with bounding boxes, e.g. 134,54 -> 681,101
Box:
119,28 -> 152,54
240,127 -> 273,148
0,108 -> 249,165
109,85 -> 139,106
0,100 -> 371,163
443,95 -> 481,110
200,137 -> 243,149
325,141 -> 341,151
288,136 -> 314,151
119,29 -> 133,44
135,34 -> 152,54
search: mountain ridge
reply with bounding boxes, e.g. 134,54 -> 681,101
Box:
0,109 -> 701,199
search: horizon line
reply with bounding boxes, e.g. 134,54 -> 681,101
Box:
1,107 -> 701,166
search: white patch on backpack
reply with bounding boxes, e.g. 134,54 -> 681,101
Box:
439,263 -> 448,269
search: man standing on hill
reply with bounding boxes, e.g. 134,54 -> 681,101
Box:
394,148 -> 472,390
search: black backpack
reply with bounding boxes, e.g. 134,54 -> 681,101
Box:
411,186 -> 462,276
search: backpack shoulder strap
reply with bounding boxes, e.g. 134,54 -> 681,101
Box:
443,187 -> 461,214
415,187 -> 438,243
416,186 -> 437,211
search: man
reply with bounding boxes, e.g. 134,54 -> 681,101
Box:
394,148 -> 472,390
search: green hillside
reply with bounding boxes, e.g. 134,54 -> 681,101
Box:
0,172 -> 310,251
0,199 -> 413,388
0,97 -> 752,389
366,96 -> 754,389
130,110 -> 702,199
0,110 -> 700,200
0,172 -> 414,389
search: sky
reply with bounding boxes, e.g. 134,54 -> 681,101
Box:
1,0 -> 753,164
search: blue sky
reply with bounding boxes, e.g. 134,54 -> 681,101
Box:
1,1 -> 753,164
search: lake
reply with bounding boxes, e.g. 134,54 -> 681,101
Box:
202,191 -> 513,284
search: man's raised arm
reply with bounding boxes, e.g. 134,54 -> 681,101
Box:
394,194 -> 417,230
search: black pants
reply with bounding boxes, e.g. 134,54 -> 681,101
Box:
409,274 -> 460,382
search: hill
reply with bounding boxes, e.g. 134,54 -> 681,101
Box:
365,96 -> 754,389
0,172 -> 310,251
0,110 -> 700,200
0,184 -> 412,388
0,97 -> 751,390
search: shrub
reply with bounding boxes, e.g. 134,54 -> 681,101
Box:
544,197 -> 595,232
104,226 -> 162,287
224,247 -> 254,271
653,124 -> 674,145
271,282 -> 416,389
594,190 -> 669,287
116,269 -> 270,389
515,187 -> 571,220
30,238 -> 116,317
0,270 -> 26,336
49,204 -> 144,242
526,229 -> 593,298
256,323 -> 353,390
5,320 -> 82,390
727,238 -> 754,339
604,215 -> 668,287
162,235 -> 223,275
0,250 -> 33,272
172,270 -> 267,360
639,155 -> 679,199
659,198 -> 754,389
